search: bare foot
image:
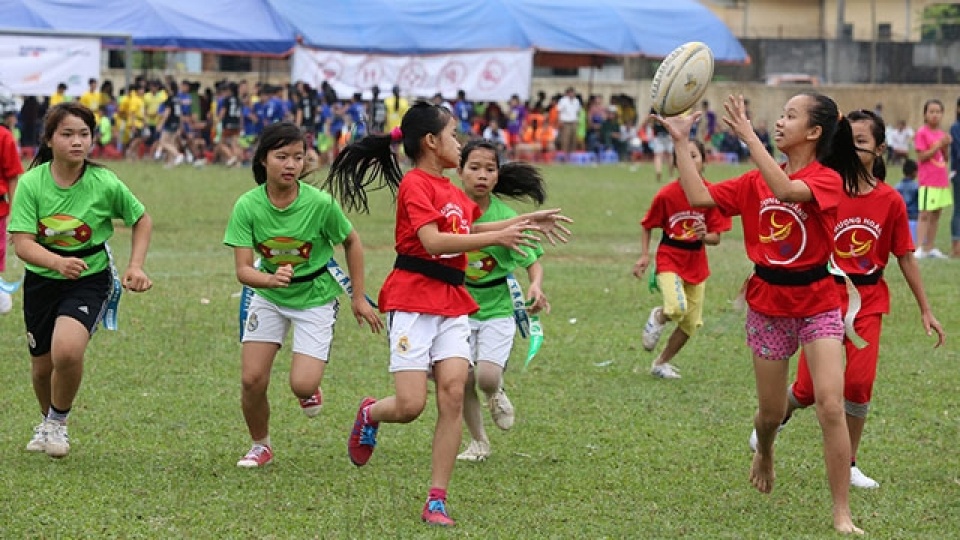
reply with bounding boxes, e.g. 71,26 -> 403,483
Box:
749,451 -> 775,493
834,511 -> 865,535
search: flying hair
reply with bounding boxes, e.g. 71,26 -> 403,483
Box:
798,92 -> 871,196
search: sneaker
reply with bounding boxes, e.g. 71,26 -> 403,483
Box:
456,440 -> 491,462
25,422 -> 46,452
421,499 -> 455,526
173,154 -> 184,166
642,307 -> 666,351
927,248 -> 949,259
915,248 -> 927,259
650,363 -> 681,379
237,444 -> 273,468
0,291 -> 11,314
43,420 -> 70,458
348,397 -> 378,466
299,388 -> 323,418
850,465 -> 880,489
488,389 -> 515,430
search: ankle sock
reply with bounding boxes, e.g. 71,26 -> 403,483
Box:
47,405 -> 70,424
254,436 -> 271,449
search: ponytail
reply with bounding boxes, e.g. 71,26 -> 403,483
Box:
323,133 -> 400,213
847,108 -> 887,183
801,92 -> 870,197
495,162 -> 546,205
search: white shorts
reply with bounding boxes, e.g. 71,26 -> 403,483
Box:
387,311 -> 472,373
468,316 -> 516,369
242,293 -> 338,361
651,134 -> 673,155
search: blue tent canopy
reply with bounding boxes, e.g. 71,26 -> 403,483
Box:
268,0 -> 749,62
0,0 -> 297,55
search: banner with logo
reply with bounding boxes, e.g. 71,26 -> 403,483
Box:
0,35 -> 101,96
291,46 -> 533,102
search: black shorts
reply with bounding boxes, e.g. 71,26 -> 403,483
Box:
23,269 -> 112,356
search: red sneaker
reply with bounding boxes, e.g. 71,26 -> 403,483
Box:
236,444 -> 273,468
299,388 -> 323,418
347,397 -> 378,466
421,499 -> 455,526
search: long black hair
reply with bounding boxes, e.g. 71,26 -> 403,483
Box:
847,109 -> 886,183
459,140 -> 546,205
30,102 -> 100,170
324,101 -> 451,213
799,92 -> 871,196
252,122 -> 306,185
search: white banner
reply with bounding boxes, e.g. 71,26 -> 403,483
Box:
0,35 -> 101,97
292,46 -> 533,102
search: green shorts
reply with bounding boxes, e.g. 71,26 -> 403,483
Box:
919,186 -> 954,211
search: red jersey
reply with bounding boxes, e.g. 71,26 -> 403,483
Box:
641,179 -> 732,284
378,168 -> 482,316
831,182 -> 914,317
709,161 -> 844,317
0,127 -> 24,218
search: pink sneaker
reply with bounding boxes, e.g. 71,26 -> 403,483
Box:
236,444 -> 273,468
299,388 -> 323,418
421,499 -> 455,526
347,397 -> 378,466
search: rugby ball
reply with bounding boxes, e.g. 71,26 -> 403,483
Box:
650,42 -> 715,117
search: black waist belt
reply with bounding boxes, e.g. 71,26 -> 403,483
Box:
835,269 -> 884,286
43,242 -> 106,259
465,277 -> 507,289
660,234 -> 704,251
290,265 -> 328,284
394,254 -> 465,286
754,264 -> 829,286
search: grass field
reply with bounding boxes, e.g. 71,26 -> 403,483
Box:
1,159 -> 957,539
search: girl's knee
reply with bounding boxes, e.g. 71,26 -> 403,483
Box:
240,373 -> 270,394
395,396 -> 427,422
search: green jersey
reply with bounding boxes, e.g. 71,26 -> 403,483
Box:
466,197 -> 543,321
8,162 -> 145,279
224,182 -> 353,310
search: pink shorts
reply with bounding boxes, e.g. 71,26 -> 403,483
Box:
745,307 -> 844,360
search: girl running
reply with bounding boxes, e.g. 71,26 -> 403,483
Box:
765,109 -> 945,489
10,102 -> 153,459
454,140 -> 550,462
633,139 -> 731,379
656,92 -> 869,535
223,122 -> 382,468
325,102 -> 570,526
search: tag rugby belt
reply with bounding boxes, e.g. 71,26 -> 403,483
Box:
43,242 -> 106,258
659,234 -> 704,251
465,277 -> 507,289
394,254 -> 465,286
753,264 -> 829,286
835,269 -> 883,286
289,265 -> 328,284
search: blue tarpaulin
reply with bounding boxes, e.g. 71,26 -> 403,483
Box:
268,0 -> 749,62
0,0 -> 297,55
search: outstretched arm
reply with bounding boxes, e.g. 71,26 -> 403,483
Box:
418,221 -> 541,257
473,208 -> 573,245
896,252 -> 945,347
652,112 -> 715,207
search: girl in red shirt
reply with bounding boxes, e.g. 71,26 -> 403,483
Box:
324,102 -> 570,527
633,140 -> 731,379
656,93 -> 870,535
773,109 -> 945,489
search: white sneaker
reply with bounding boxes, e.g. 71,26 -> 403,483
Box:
173,154 -> 184,166
642,307 -> 666,351
927,248 -> 948,259
915,248 -> 927,259
43,420 -> 70,458
850,465 -> 880,489
0,291 -> 11,314
25,422 -> 46,452
456,440 -> 491,462
488,389 -> 515,430
650,363 -> 681,379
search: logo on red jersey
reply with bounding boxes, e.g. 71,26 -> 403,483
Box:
832,225 -> 879,274
758,206 -> 806,264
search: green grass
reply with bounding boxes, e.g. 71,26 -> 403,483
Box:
1,160 -> 958,539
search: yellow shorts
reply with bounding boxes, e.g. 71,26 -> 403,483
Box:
919,186 -> 953,212
655,272 -> 705,336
